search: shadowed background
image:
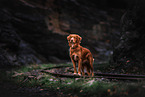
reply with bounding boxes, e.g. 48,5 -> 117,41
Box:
0,0 -> 145,73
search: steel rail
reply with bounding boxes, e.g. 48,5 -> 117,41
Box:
40,65 -> 145,80
41,69 -> 145,80
67,69 -> 145,78
94,72 -> 145,78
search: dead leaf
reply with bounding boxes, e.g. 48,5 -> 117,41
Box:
107,89 -> 111,92
80,90 -> 83,92
12,72 -> 24,77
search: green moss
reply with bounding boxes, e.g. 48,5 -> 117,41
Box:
1,63 -> 145,97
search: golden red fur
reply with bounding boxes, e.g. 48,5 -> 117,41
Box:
67,34 -> 94,76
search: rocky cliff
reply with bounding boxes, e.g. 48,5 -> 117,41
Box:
0,0 -> 125,67
111,0 -> 145,74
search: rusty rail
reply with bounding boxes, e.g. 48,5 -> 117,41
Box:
41,66 -> 145,80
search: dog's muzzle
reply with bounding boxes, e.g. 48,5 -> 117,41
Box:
70,37 -> 75,43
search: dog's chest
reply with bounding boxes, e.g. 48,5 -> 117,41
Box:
70,49 -> 81,61
72,54 -> 78,61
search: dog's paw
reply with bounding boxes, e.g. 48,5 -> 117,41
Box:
78,73 -> 81,76
73,73 -> 77,75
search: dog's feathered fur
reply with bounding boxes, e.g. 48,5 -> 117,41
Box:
67,34 -> 94,76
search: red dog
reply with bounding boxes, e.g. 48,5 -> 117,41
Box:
67,34 -> 94,76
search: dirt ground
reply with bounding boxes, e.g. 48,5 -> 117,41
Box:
0,82 -> 57,97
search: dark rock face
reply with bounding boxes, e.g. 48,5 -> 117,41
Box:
0,0 -> 48,66
111,0 -> 145,73
0,0 -> 124,67
0,9 -> 46,67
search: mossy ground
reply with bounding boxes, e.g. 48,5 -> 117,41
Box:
0,63 -> 145,97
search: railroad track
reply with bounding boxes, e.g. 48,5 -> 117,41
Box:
41,66 -> 145,80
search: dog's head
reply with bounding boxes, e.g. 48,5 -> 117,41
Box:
67,34 -> 82,48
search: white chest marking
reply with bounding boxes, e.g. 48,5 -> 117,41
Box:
74,55 -> 77,61
72,44 -> 74,48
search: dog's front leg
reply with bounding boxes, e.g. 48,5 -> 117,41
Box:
71,58 -> 77,75
78,59 -> 82,76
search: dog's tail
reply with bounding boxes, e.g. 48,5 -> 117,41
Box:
91,58 -> 94,76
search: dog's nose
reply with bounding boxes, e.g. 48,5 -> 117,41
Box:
70,39 -> 73,42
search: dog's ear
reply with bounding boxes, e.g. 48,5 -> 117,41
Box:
77,35 -> 82,43
67,35 -> 71,41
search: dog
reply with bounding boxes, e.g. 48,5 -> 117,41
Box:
67,34 -> 94,76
